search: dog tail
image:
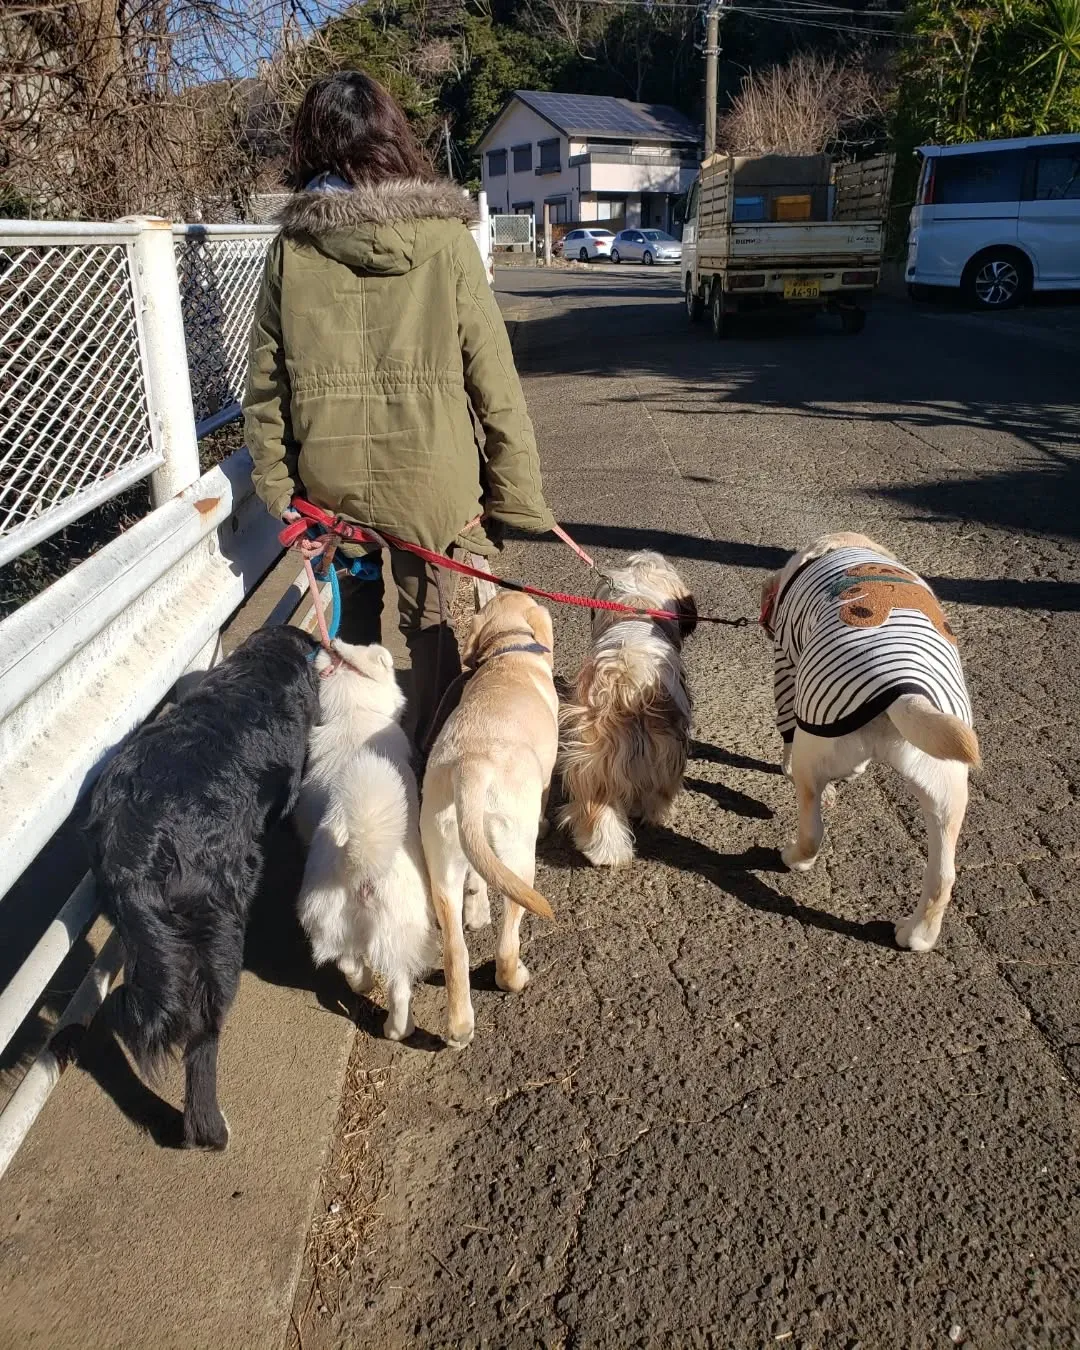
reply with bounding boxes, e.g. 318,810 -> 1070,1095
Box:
101,882 -> 190,1075
455,759 -> 554,920
325,752 -> 408,882
887,694 -> 981,767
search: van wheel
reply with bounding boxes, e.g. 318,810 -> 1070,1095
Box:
686,276 -> 704,322
710,283 -> 727,337
962,249 -> 1031,310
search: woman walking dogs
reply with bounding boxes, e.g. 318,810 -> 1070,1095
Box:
244,70 -> 555,742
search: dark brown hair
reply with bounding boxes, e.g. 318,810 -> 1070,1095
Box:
288,71 -> 434,190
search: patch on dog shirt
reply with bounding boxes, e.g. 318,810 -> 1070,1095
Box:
772,547 -> 972,740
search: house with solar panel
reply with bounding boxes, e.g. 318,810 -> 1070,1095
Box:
478,91 -> 702,235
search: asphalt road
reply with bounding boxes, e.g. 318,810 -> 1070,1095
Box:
308,269 -> 1080,1348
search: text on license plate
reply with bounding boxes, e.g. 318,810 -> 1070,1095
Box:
784,279 -> 820,300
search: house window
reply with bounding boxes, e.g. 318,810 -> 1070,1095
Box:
487,149 -> 507,178
538,139 -> 561,174
545,196 -> 569,223
512,144 -> 532,173
594,197 -> 626,225
513,201 -> 534,215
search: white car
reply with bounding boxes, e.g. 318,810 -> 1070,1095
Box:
610,229 -> 683,266
907,132 -> 1080,309
560,228 -> 615,262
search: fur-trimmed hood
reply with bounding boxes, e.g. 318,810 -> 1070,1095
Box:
276,176 -> 477,275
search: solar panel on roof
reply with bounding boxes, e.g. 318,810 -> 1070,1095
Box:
516,90 -> 699,141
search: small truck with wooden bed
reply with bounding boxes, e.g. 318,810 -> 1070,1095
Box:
681,152 -> 894,335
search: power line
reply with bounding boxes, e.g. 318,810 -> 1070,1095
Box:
730,5 -> 910,35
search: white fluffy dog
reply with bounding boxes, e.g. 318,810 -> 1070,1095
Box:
559,551 -> 697,867
761,532 -> 980,953
294,641 -> 438,1041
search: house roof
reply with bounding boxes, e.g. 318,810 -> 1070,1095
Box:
503,91 -> 701,144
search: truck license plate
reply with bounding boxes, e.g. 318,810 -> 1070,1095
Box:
784,279 -> 820,300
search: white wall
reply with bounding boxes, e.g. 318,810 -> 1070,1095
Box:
479,102 -> 577,223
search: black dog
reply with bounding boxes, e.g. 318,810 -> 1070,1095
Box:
85,625 -> 319,1150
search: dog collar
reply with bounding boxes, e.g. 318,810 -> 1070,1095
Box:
482,641 -> 551,661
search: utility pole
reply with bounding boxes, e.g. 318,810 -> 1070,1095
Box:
704,0 -> 722,160
443,120 -> 454,180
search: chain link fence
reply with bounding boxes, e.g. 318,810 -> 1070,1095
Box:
174,226 -> 274,435
0,220 -> 274,568
0,228 -> 157,566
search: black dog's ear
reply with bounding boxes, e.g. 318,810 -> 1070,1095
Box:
676,594 -> 698,639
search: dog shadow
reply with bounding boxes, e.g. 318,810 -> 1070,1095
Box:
683,776 -> 774,820
73,1011 -> 186,1148
633,826 -> 897,949
690,739 -> 782,776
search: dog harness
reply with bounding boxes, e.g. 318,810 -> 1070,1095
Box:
771,547 -> 973,741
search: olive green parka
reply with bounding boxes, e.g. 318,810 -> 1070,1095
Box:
243,176 -> 554,556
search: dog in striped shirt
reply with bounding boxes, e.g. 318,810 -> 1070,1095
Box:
760,532 -> 980,953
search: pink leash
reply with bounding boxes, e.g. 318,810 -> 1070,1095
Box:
303,555 -> 333,650
551,522 -> 595,569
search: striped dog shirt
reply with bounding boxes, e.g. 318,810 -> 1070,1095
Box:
769,547 -> 973,742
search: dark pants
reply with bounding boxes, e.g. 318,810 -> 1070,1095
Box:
335,549 -> 461,747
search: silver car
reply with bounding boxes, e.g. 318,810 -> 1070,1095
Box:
610,229 -> 683,266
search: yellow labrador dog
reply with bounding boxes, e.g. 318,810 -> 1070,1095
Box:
761,532 -> 980,953
421,591 -> 557,1049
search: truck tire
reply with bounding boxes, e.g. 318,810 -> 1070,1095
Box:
685,276 -> 704,323
710,282 -> 727,338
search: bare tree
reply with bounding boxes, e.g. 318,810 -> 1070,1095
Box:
717,52 -> 887,156
0,0 -> 342,220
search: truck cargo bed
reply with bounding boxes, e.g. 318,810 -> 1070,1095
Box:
699,220 -> 884,269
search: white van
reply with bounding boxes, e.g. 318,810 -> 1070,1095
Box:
907,133 -> 1080,309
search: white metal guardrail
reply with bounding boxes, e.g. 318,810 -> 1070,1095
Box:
0,216 -> 276,1174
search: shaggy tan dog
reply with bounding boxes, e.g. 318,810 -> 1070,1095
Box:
559,551 -> 697,867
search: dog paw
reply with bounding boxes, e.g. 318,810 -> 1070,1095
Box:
780,843 -> 817,872
446,1021 -> 475,1051
894,916 -> 940,953
342,963 -> 375,995
383,1011 -> 416,1042
183,1113 -> 230,1152
581,837 -> 634,868
822,783 -> 838,809
496,959 -> 531,994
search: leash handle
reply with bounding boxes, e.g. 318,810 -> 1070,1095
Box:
279,517 -> 310,549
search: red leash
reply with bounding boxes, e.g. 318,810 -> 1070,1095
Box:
279,499 -> 749,629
